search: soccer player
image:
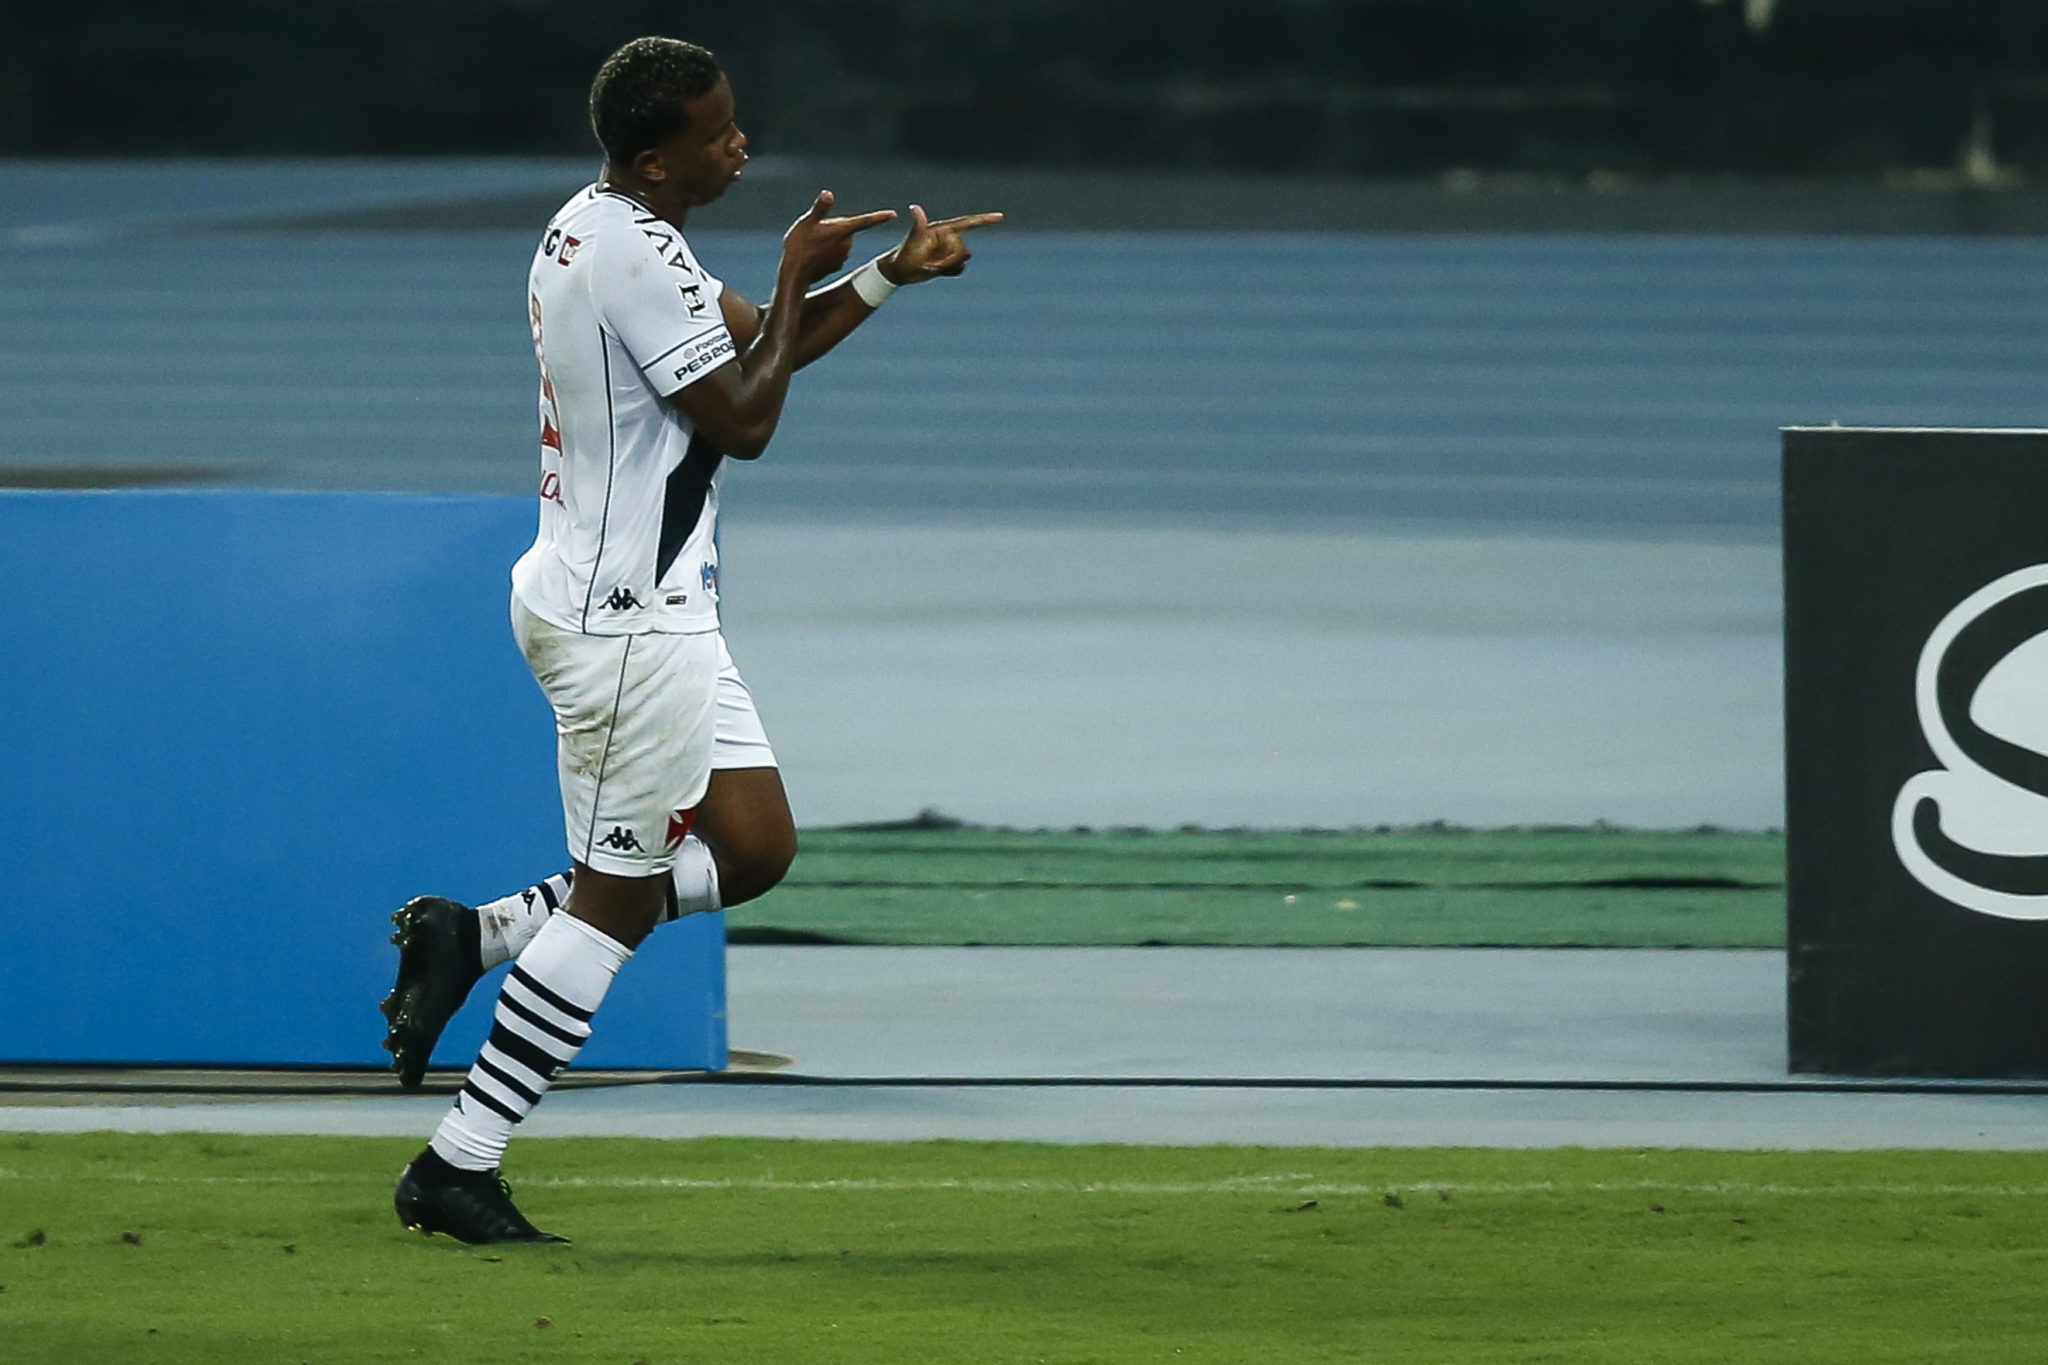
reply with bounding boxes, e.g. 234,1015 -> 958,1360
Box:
387,36 -> 1000,1244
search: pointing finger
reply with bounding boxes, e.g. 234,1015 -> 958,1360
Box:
930,212 -> 1005,233
823,209 -> 900,233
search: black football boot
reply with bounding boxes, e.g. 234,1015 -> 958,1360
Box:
394,1147 -> 569,1245
380,896 -> 484,1088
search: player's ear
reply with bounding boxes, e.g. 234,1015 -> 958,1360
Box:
632,146 -> 667,185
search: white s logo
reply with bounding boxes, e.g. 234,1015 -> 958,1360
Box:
1892,564 -> 2048,919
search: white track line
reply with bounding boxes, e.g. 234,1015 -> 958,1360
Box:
2,1168 -> 2045,1198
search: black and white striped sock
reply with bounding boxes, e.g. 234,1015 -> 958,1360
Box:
475,839 -> 721,971
477,871 -> 573,971
429,911 -> 632,1171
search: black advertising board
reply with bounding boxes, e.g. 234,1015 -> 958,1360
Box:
1785,427 -> 2048,1076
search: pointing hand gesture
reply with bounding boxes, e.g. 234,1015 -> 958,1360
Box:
781,190 -> 899,288
881,205 -> 1005,285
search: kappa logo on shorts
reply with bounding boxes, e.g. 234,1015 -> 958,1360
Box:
597,826 -> 646,853
602,586 -> 643,611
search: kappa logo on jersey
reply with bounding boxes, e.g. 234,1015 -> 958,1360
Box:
602,586 -> 644,611
597,826 -> 645,853
1892,564 -> 2048,921
701,561 -> 719,596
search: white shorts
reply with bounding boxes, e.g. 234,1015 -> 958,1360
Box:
709,634 -> 778,772
514,599 -> 726,878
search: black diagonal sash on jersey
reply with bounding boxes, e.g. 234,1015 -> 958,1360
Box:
655,432 -> 724,582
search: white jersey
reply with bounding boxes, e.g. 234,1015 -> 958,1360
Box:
511,186 -> 737,636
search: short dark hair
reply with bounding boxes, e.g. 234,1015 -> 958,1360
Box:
589,37 -> 723,165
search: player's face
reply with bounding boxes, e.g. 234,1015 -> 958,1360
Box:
658,76 -> 749,206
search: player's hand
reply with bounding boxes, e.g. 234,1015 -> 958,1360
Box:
780,191 -> 897,288
880,205 -> 1004,285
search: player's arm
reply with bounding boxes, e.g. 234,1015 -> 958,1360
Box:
668,192 -> 896,458
723,205 -> 1004,370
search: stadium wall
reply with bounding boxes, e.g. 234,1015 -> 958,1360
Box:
0,491 -> 727,1070
8,1 -> 2048,181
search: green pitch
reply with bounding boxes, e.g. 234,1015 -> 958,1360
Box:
8,1132 -> 2048,1362
734,823 -> 1787,948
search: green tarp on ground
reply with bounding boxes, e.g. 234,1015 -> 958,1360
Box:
728,823 -> 1785,948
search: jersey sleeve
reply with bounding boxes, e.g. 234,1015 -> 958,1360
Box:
589,227 -> 735,396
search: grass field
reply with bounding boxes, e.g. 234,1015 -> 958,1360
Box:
6,1132 -> 2047,1363
732,824 -> 1787,948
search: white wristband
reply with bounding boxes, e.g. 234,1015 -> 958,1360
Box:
847,255 -> 899,308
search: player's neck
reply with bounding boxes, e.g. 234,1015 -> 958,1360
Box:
598,170 -> 690,228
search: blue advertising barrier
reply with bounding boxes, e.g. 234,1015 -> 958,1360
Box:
0,491 -> 726,1069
